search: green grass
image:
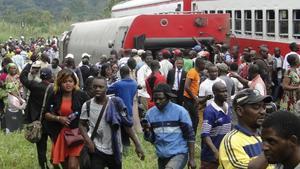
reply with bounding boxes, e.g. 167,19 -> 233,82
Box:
0,131 -> 201,169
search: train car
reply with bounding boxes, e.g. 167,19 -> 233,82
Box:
60,13 -> 229,64
111,0 -> 300,55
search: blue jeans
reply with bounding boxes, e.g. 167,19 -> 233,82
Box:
158,153 -> 188,169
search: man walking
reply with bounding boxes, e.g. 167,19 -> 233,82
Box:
142,83 -> 196,169
184,57 -> 205,133
167,57 -> 186,106
201,82 -> 231,169
79,77 -> 144,169
20,64 -> 53,169
108,66 -> 138,151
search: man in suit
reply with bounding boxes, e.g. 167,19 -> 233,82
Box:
167,57 -> 186,106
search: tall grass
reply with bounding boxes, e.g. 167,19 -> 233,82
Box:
0,131 -> 201,169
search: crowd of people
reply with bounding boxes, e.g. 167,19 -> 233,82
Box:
0,35 -> 300,169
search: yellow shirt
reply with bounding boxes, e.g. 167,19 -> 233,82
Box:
219,125 -> 274,169
6,51 -> 15,58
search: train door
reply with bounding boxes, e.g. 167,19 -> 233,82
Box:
114,26 -> 129,50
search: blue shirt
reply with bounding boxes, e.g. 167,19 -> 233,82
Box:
108,78 -> 137,117
145,102 -> 195,158
201,101 -> 232,162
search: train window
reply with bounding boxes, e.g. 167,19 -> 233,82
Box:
204,10 -> 208,14
267,10 -> 275,36
210,10 -> 216,14
175,4 -> 181,11
217,10 -> 223,14
244,10 -> 252,34
192,3 -> 197,11
235,10 -> 242,33
226,10 -> 232,32
255,10 -> 263,35
293,10 -> 300,38
279,10 -> 288,37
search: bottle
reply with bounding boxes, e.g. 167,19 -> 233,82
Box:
68,111 -> 79,121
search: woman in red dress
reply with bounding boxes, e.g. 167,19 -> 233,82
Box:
45,69 -> 89,169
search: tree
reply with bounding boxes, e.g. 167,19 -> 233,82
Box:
102,0 -> 122,18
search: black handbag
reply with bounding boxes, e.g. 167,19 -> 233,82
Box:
80,99 -> 108,169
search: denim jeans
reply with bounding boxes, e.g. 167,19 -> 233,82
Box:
158,153 -> 188,169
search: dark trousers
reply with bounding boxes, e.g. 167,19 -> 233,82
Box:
183,97 -> 199,134
171,90 -> 184,106
91,149 -> 122,169
200,161 -> 218,169
36,131 -> 49,169
121,126 -> 130,146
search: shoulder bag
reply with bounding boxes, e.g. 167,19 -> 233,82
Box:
24,84 -> 52,143
80,98 -> 108,169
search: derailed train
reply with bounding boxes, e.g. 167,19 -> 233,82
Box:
60,13 -> 229,64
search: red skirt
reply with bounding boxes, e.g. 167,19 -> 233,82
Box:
51,127 -> 84,164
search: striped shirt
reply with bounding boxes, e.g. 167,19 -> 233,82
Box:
201,101 -> 231,162
219,125 -> 274,169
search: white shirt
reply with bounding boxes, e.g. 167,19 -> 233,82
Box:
137,64 -> 152,98
273,56 -> 283,79
12,54 -> 25,71
172,68 -> 182,91
199,78 -> 226,105
159,59 -> 173,78
118,57 -> 130,67
283,51 -> 300,70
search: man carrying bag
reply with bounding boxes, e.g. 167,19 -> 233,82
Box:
79,77 -> 145,169
20,64 -> 53,169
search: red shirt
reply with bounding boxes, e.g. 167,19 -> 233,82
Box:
145,71 -> 166,108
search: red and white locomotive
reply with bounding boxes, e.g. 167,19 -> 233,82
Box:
112,0 -> 300,55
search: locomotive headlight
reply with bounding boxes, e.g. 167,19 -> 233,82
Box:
160,18 -> 168,27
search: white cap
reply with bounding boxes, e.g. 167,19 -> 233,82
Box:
65,53 -> 74,59
32,60 -> 42,68
137,49 -> 145,56
131,49 -> 138,53
81,52 -> 91,58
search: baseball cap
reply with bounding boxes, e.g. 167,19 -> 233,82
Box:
153,83 -> 177,98
32,60 -> 42,68
233,89 -> 272,107
40,67 -> 52,80
131,49 -> 138,53
81,52 -> 91,58
192,45 -> 202,52
137,49 -> 145,56
65,53 -> 74,59
172,49 -> 182,56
